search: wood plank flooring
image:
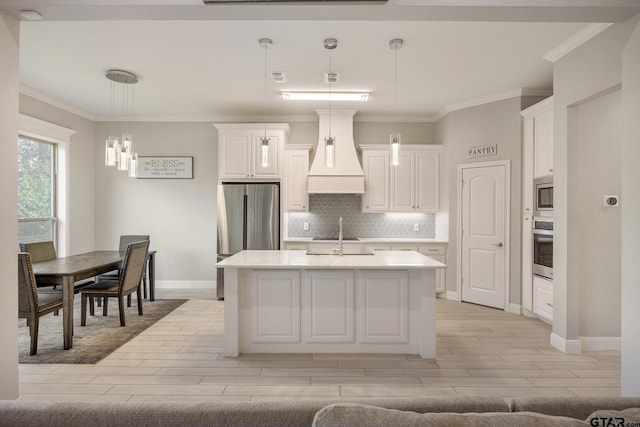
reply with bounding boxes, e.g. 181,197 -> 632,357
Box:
18,289 -> 621,401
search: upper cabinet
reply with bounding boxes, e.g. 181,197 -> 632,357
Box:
215,124 -> 290,180
284,145 -> 312,212
521,97 -> 554,179
361,149 -> 390,212
360,145 -> 441,213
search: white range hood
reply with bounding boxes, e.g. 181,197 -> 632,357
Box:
307,109 -> 365,194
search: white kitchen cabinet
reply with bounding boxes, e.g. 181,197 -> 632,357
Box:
521,97 -> 554,179
418,244 -> 447,293
215,123 -> 289,181
521,97 -> 553,316
532,275 -> 553,323
391,147 -> 440,213
284,145 -> 312,212
360,145 -> 440,213
361,149 -> 390,212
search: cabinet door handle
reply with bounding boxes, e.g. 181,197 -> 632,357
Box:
549,168 -> 553,172
491,242 -> 503,247
545,302 -> 553,308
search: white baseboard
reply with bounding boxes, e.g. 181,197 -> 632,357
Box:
445,290 -> 460,301
155,280 -> 215,289
580,336 -> 621,351
550,332 -> 582,354
507,303 -> 522,315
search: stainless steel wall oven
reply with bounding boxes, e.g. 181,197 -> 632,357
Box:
533,217 -> 553,280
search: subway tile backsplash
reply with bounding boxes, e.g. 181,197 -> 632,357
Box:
287,194 -> 435,238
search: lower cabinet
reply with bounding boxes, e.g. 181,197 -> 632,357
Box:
532,275 -> 553,323
249,270 -> 301,343
248,269 -> 413,345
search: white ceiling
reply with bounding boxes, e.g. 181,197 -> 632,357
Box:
8,1 -> 640,122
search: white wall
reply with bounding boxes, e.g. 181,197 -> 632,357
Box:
435,96 -> 524,306
94,122 -> 217,285
620,14 -> 640,396
575,89 -> 622,338
0,10 -> 20,400
552,19 -> 636,352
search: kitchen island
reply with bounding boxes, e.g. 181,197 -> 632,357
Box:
216,250 -> 445,358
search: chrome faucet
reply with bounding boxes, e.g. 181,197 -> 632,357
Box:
338,216 -> 344,256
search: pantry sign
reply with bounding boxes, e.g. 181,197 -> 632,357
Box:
137,156 -> 193,179
467,144 -> 497,159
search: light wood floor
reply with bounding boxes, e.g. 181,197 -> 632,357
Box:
18,288 -> 621,402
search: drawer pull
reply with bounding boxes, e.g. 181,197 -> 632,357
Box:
545,302 -> 553,308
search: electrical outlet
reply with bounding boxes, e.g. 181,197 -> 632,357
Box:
303,222 -> 309,231
413,224 -> 419,232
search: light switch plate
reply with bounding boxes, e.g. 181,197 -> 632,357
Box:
304,222 -> 309,231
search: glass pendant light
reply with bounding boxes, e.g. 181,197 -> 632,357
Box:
259,38 -> 272,168
389,38 -> 403,167
324,38 -> 337,168
105,69 -> 138,175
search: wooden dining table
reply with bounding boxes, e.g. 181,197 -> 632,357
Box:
32,250 -> 157,350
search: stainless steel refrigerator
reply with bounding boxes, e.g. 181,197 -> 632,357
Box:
216,183 -> 280,300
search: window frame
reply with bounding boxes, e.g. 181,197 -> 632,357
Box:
18,114 -> 76,256
17,135 -> 58,246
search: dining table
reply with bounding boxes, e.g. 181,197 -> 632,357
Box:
31,250 -> 157,350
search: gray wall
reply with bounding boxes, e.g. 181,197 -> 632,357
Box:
0,10 -> 20,400
435,97 -> 524,306
552,20 -> 635,345
575,90 -> 622,338
94,122 -> 218,284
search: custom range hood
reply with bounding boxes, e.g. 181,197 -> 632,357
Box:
307,109 -> 365,194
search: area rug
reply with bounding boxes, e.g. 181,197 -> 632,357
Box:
18,298 -> 187,364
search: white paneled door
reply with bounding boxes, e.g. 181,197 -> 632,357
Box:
460,161 -> 509,309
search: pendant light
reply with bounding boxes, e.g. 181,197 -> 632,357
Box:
104,69 -> 139,177
324,38 -> 337,168
259,38 -> 273,168
389,38 -> 403,167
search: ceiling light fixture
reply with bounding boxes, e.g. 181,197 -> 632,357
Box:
259,38 -> 273,168
104,69 -> 139,177
281,92 -> 369,102
324,38 -> 337,168
389,38 -> 403,167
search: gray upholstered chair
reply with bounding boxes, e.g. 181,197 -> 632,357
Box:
18,252 -> 64,355
18,240 -> 93,296
97,235 -> 150,302
80,240 -> 150,327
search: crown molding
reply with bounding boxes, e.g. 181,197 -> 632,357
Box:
543,23 -> 613,63
19,113 -> 76,143
19,85 -> 96,121
434,87 -> 552,120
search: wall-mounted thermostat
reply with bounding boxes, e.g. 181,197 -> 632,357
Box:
603,195 -> 620,207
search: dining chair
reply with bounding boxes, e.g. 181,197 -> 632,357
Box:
18,252 -> 64,355
97,234 -> 150,302
80,240 -> 150,327
19,240 -> 94,296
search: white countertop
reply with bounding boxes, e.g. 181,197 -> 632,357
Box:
284,237 -> 448,243
216,250 -> 446,270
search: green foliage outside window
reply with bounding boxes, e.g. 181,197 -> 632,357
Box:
18,136 -> 55,243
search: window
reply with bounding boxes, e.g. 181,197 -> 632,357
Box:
18,135 -> 57,245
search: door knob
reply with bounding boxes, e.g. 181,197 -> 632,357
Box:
492,242 -> 503,247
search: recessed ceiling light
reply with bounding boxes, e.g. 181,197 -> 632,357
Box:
323,72 -> 340,84
270,72 -> 287,83
281,92 -> 369,102
20,10 -> 43,21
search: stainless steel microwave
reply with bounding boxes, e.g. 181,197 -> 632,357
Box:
535,177 -> 553,214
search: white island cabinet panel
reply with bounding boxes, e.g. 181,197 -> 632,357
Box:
250,270 -> 300,343
302,270 -> 355,343
218,250 -> 444,358
358,271 -> 409,344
